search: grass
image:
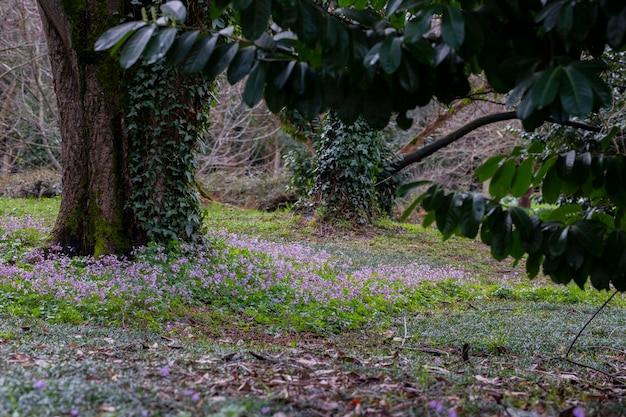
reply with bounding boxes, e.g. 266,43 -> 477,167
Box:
0,197 -> 624,416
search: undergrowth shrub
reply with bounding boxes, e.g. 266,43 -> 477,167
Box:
287,112 -> 402,224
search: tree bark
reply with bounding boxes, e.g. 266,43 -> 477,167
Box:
37,0 -> 137,255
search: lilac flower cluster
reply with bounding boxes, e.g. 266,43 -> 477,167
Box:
0,215 -> 474,321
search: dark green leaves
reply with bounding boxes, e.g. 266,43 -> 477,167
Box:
183,35 -> 218,73
95,21 -> 147,52
143,27 -> 178,65
559,66 -> 594,117
530,68 -> 562,109
227,46 -> 257,84
379,35 -> 403,74
120,25 -> 156,68
243,63 -> 266,106
240,0 -> 272,40
441,5 -> 465,49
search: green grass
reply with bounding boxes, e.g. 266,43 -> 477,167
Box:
0,198 -> 624,416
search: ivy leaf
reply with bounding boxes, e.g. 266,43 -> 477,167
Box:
559,66 -> 594,117
379,35 -> 403,74
120,25 -> 156,68
143,27 -> 178,65
441,5 -> 465,49
241,0 -> 272,40
95,21 -> 147,52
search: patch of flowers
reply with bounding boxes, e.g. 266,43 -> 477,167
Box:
0,216 -> 475,328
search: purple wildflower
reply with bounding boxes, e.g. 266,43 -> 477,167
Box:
33,380 -> 46,390
572,407 -> 585,417
158,366 -> 169,377
428,400 -> 443,413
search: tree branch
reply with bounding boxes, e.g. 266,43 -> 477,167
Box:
390,112 -> 604,176
390,111 -> 518,175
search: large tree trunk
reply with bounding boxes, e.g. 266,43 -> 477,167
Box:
37,0 -> 138,255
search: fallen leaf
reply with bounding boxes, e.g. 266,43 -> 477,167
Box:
98,405 -> 116,412
475,375 -> 500,384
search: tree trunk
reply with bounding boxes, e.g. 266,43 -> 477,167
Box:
37,0 -> 138,255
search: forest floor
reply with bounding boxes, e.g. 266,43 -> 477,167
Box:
0,198 -> 624,416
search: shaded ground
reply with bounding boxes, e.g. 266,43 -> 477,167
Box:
1,300 -> 625,417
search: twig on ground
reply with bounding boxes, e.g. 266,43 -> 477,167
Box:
566,290 -> 618,358
401,316 -> 408,348
560,357 -> 626,386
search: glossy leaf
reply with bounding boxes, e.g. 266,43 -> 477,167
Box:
530,67 -> 562,109
166,31 -> 200,65
607,7 -> 626,49
143,27 -> 178,65
559,67 -> 594,117
460,193 -> 484,238
380,35 -> 403,74
120,25 -> 156,68
400,193 -> 426,221
242,63 -> 265,106
542,164 -> 561,204
489,159 -> 516,198
556,150 -> 576,180
404,8 -> 434,43
161,0 -> 187,24
182,35 -> 217,74
241,0 -> 272,40
441,5 -> 465,49
227,46 -> 257,84
490,210 -> 512,260
474,155 -> 506,182
526,252 -> 543,278
548,226 -> 569,257
203,43 -> 238,78
509,206 -> 534,237
511,158 -> 534,197
396,180 -> 431,198
95,21 -> 147,52
570,221 -> 605,257
546,204 -> 582,223
422,184 -> 445,211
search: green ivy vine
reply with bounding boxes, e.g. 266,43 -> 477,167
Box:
126,61 -> 213,244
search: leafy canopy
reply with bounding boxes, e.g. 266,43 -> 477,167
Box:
95,0 -> 626,292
